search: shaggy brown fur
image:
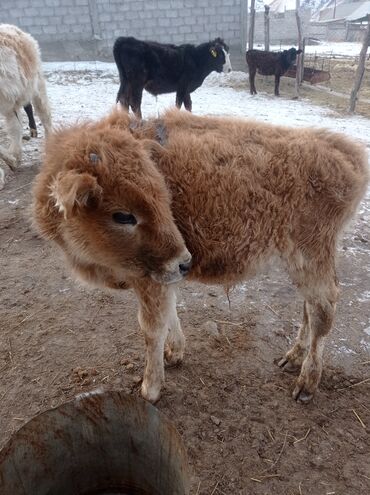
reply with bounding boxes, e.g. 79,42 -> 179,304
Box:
33,109 -> 369,404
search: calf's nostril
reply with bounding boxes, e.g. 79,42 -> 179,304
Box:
179,260 -> 192,276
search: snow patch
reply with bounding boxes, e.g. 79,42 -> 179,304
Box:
269,42 -> 363,58
358,292 -> 370,303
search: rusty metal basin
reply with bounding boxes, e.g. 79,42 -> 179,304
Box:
0,390 -> 190,495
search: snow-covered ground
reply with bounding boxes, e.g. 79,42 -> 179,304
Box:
262,41 -> 363,58
43,61 -> 370,151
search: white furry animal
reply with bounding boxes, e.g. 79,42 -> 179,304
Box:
0,24 -> 52,189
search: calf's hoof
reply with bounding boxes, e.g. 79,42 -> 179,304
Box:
164,337 -> 185,367
141,380 -> 162,404
292,384 -> 314,404
30,128 -> 38,138
291,355 -> 321,404
164,345 -> 184,368
278,357 -> 301,373
292,370 -> 320,404
278,345 -> 306,373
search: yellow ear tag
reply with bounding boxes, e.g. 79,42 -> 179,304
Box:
211,49 -> 217,57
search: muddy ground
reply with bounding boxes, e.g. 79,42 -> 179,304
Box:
0,118 -> 370,495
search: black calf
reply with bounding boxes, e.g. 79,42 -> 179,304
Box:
246,47 -> 302,96
113,36 -> 232,118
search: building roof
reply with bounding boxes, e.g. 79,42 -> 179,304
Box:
267,0 -> 297,14
317,0 -> 370,22
346,1 -> 370,21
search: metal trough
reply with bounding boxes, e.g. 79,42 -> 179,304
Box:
285,65 -> 331,84
0,390 -> 190,495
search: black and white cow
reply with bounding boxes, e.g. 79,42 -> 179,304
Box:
113,36 -> 232,118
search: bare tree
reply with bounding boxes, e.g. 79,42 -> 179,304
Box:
349,15 -> 370,113
264,5 -> 270,52
248,0 -> 256,51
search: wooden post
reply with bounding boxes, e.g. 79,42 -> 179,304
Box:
300,36 -> 306,83
264,5 -> 270,52
248,0 -> 255,51
349,15 -> 370,113
241,0 -> 248,53
345,21 -> 350,41
295,0 -> 303,97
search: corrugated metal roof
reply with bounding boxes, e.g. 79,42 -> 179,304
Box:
346,1 -> 370,20
318,0 -> 370,22
319,3 -> 363,20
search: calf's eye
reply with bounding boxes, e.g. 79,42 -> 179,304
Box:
112,212 -> 137,225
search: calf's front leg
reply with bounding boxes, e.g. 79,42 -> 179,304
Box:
248,67 -> 257,95
176,85 -> 191,110
164,288 -> 185,366
183,93 -> 192,112
6,110 -> 23,163
133,279 -> 174,403
274,74 -> 281,96
175,91 -> 184,109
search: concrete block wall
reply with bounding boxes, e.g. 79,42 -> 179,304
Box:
95,0 -> 241,48
0,0 -> 244,60
1,0 -> 92,42
346,23 -> 367,42
307,21 -> 327,41
308,20 -> 367,43
253,9 -> 311,46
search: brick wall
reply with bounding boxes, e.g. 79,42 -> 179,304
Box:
0,0 -> 244,60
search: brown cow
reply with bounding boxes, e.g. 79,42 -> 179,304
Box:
33,109 -> 369,404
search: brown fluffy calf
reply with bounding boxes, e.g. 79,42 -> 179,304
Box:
33,109 -> 369,404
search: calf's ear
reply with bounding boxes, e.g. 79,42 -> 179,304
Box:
50,170 -> 102,219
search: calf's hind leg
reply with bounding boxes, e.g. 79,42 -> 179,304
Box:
285,260 -> 338,403
293,292 -> 337,403
116,83 -> 130,112
33,77 -> 52,136
130,86 -> 143,119
24,103 -> 37,138
279,301 -> 310,372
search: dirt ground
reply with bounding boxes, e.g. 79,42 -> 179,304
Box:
0,117 -> 370,495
